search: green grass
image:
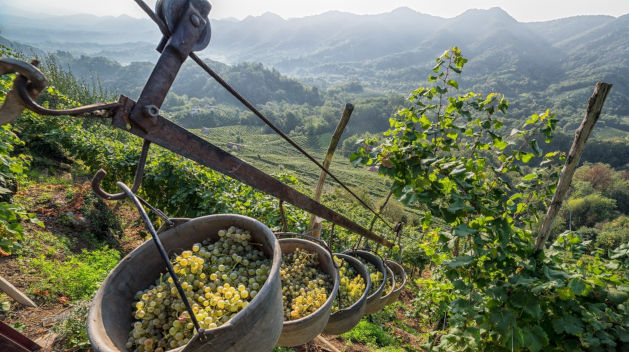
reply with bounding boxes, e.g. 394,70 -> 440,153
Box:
29,246 -> 120,300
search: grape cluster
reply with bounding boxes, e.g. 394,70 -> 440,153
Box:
280,248 -> 332,320
126,226 -> 270,352
363,261 -> 383,296
331,256 -> 366,312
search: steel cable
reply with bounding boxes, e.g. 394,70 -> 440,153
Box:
133,0 -> 396,232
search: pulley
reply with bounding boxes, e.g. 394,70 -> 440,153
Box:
156,0 -> 212,52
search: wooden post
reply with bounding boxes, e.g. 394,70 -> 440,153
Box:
534,82 -> 612,251
0,275 -> 37,308
314,335 -> 342,352
307,103 -> 354,237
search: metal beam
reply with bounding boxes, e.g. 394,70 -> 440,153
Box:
113,95 -> 393,248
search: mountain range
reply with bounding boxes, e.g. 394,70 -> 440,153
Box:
1,5 -> 628,137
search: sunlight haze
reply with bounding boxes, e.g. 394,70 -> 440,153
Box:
5,0 -> 629,21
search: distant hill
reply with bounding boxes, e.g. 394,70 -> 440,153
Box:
1,6 -> 628,137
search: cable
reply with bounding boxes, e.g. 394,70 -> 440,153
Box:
133,0 -> 396,232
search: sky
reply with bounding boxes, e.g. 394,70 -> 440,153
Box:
5,0 -> 629,22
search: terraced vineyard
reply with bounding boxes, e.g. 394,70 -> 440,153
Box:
193,125 -> 392,200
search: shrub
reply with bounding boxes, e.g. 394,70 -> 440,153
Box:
342,320 -> 397,348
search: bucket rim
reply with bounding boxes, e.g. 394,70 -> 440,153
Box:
384,259 -> 407,294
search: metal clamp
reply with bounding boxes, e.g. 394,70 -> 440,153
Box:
91,139 -> 151,200
275,231 -> 340,269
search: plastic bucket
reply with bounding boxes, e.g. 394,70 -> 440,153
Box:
87,215 -> 283,352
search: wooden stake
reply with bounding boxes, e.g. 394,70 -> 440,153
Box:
534,82 -> 612,251
314,335 -> 342,352
308,103 -> 354,238
0,275 -> 37,308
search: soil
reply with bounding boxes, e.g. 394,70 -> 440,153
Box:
0,177 -> 143,349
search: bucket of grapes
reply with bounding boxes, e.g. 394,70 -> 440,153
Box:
383,260 -> 406,306
87,214 -> 283,352
376,265 -> 396,308
323,253 -> 371,335
275,233 -> 340,347
343,249 -> 388,315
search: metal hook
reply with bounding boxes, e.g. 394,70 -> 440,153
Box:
0,58 -> 48,125
115,181 -> 202,334
91,139 -> 151,200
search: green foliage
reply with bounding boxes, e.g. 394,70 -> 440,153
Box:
342,320 -> 396,348
30,247 -> 119,300
596,216 -> 629,251
566,193 -> 617,228
411,278 -> 454,328
352,47 -> 629,351
0,51 -> 44,254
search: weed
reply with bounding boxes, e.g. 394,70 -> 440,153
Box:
82,192 -> 121,240
374,347 -> 405,352
0,293 -> 10,312
272,347 -> 295,352
11,322 -> 26,332
342,320 -> 397,348
30,246 -> 119,300
35,192 -> 53,204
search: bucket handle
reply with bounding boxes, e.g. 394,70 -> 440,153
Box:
116,182 -> 205,338
275,232 -> 339,269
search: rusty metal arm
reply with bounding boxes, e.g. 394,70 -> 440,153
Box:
108,95 -> 393,247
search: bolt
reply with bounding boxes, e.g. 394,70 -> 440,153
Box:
143,105 -> 160,125
143,105 -> 159,118
190,14 -> 201,27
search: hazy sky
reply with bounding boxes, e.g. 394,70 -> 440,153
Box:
7,0 -> 629,22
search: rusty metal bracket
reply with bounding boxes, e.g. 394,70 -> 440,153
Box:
129,0 -> 211,134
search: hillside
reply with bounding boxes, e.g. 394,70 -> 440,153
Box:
2,6 -> 629,138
